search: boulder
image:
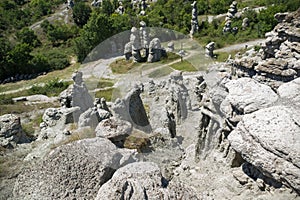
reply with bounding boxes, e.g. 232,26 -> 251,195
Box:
95,162 -> 199,200
78,108 -> 100,129
228,105 -> 300,194
112,84 -> 151,133
0,114 -> 28,148
95,117 -> 132,146
13,138 -> 137,200
39,107 -> 79,140
277,77 -> 300,106
221,78 -> 278,115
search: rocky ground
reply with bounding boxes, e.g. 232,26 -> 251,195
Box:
0,9 -> 300,200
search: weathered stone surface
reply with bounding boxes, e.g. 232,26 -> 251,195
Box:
112,84 -> 151,133
71,71 -> 94,122
0,114 -> 28,148
228,105 -> 300,194
190,1 -> 199,36
95,162 -> 198,200
13,138 -> 137,200
95,117 -> 132,145
147,71 -> 190,138
205,42 -> 215,58
222,77 -> 278,115
78,107 -> 100,129
231,9 -> 300,89
39,107 -> 79,140
277,77 -> 300,106
147,38 -> 165,63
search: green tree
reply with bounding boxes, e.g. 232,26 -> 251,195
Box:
17,28 -> 41,47
6,43 -> 33,74
0,38 -> 11,79
72,2 -> 92,27
74,12 -> 113,62
102,0 -> 114,16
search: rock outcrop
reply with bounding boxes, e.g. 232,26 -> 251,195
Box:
228,105 -> 300,194
232,9 -> 300,89
96,117 -> 132,146
112,84 -> 151,133
59,71 -> 94,122
0,114 -> 28,148
95,162 -> 198,200
13,138 -> 137,200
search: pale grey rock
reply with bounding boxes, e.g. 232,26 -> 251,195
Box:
95,117 -> 132,146
190,1 -> 199,36
124,42 -> 132,60
139,21 -> 149,51
148,71 -> 190,138
13,138 -> 137,200
277,77 -> 300,106
222,78 -> 278,115
71,71 -> 94,122
39,107 -> 79,140
167,41 -> 175,52
205,42 -> 215,58
147,38 -> 165,63
228,105 -> 300,194
112,84 -> 151,133
130,27 -> 142,62
95,162 -> 198,200
78,108 -> 100,129
0,114 -> 28,148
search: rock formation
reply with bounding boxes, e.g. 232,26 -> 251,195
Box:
223,1 -> 238,33
60,71 -> 94,122
190,1 -> 199,37
95,162 -> 198,200
125,23 -> 166,63
205,42 -> 215,58
95,117 -> 132,147
13,138 -> 137,199
112,83 -> 151,133
0,114 -> 28,148
232,9 -> 300,89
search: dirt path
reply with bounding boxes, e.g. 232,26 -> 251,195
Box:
215,38 -> 265,53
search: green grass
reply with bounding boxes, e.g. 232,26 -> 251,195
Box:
148,67 -> 174,78
160,52 -> 181,64
97,78 -> 114,88
0,63 -> 79,94
0,102 -> 59,116
110,59 -> 141,74
170,60 -> 197,72
94,88 -> 114,102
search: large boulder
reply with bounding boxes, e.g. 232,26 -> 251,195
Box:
0,114 -> 28,148
221,78 -> 278,116
13,138 -> 137,199
95,162 -> 198,200
78,107 -> 100,129
95,117 -> 132,146
228,105 -> 300,193
277,77 -> 300,106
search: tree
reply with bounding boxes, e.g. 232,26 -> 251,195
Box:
74,12 -> 113,62
6,43 -> 33,74
102,0 -> 114,16
17,28 -> 41,47
72,2 -> 92,27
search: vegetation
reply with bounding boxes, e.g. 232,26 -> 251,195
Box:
95,88 -> 114,101
1,0 -> 299,84
124,130 -> 150,152
148,67 -> 173,78
170,60 -> 197,72
110,58 -> 141,74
